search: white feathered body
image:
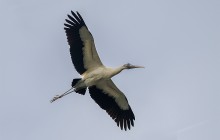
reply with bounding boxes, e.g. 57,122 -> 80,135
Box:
77,66 -> 124,87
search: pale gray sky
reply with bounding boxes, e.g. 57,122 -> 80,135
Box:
1,0 -> 220,140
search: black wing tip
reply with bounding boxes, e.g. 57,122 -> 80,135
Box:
71,11 -> 81,16
115,117 -> 135,131
119,108 -> 135,130
110,107 -> 135,131
71,10 -> 75,15
64,10 -> 86,30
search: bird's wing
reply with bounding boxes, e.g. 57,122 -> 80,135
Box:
89,79 -> 135,130
64,11 -> 103,75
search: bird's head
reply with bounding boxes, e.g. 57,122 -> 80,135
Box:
123,63 -> 145,69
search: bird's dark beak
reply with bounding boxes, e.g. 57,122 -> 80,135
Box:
129,65 -> 145,69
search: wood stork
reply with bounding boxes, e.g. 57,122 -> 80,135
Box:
51,11 -> 144,131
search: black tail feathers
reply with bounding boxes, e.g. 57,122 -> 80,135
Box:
72,78 -> 81,87
76,88 -> 86,95
72,78 -> 87,95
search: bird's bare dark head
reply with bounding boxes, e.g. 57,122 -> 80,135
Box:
123,63 -> 144,69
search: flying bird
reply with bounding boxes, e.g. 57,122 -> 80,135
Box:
51,11 -> 144,131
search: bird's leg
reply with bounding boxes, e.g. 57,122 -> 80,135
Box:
50,87 -> 74,103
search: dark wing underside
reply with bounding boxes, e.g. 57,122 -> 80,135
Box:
89,83 -> 135,130
64,11 -> 103,75
64,11 -> 86,74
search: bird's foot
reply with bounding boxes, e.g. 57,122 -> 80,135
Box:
50,94 -> 63,103
50,88 -> 75,103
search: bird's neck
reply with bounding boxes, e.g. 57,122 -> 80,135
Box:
108,66 -> 125,78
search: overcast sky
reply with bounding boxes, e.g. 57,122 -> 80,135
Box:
1,0 -> 220,140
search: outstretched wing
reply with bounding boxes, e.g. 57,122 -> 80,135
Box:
64,11 -> 103,75
89,80 -> 135,130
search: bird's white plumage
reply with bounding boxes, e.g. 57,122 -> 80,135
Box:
79,26 -> 103,70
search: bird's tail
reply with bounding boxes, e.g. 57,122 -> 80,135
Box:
72,78 -> 81,87
75,88 -> 87,95
72,78 -> 87,95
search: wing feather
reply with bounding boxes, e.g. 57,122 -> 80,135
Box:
64,11 -> 103,74
89,80 -> 135,130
